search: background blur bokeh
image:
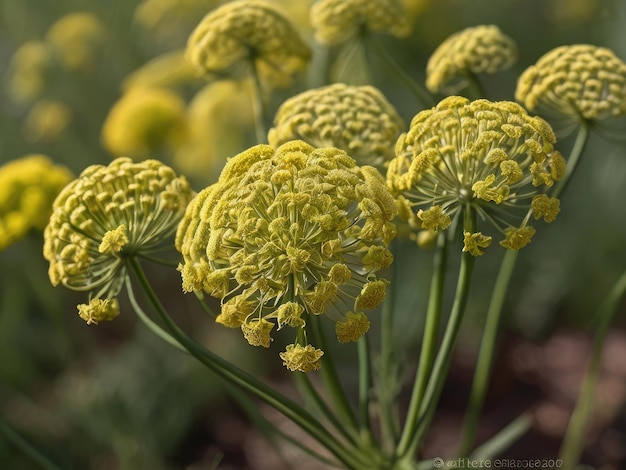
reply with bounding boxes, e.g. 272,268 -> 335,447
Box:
1,0 -> 625,468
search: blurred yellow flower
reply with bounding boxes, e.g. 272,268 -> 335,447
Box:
5,41 -> 56,104
0,155 -> 73,251
102,88 -> 188,159
46,12 -> 106,71
23,100 -> 72,143
122,49 -> 200,93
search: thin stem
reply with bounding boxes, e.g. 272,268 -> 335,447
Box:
457,249 -> 519,456
396,231 -> 448,456
308,315 -> 361,433
463,72 -> 486,99
553,120 -> 590,199
365,33 -> 435,108
249,58 -> 268,144
193,292 -> 217,319
127,258 -> 369,469
0,416 -> 63,470
358,335 -> 374,442
399,208 -> 476,461
559,271 -> 626,469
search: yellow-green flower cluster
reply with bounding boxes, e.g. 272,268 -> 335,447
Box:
176,141 -> 397,372
0,155 -> 72,251
101,88 -> 187,159
23,100 -> 72,144
46,12 -> 106,72
185,0 -> 310,86
122,50 -> 200,93
5,41 -> 56,104
426,25 -> 518,93
43,158 -> 194,324
516,44 -> 626,121
311,0 -> 411,45
387,96 -> 565,253
268,83 -> 404,169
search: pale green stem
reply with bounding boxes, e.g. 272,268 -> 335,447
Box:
470,412 -> 532,459
249,58 -> 268,144
553,120 -> 590,199
358,335 -> 374,442
308,315 -> 361,434
398,208 -> 476,461
457,249 -> 519,456
559,271 -> 626,469
365,33 -> 435,108
463,72 -> 486,99
127,258 -> 369,469
396,231 -> 449,456
0,416 -> 63,470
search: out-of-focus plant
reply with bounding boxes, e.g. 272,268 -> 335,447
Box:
2,1 -> 625,469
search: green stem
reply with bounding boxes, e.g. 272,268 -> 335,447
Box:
193,292 -> 217,319
398,208 -> 476,461
0,416 -> 63,470
463,72 -> 486,99
249,58 -> 268,144
127,258 -> 369,469
396,231 -> 448,456
457,249 -> 519,456
553,120 -> 590,199
559,271 -> 626,469
365,33 -> 435,108
358,335 -> 374,442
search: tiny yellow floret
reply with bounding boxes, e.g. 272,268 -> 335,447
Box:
280,344 -> 324,372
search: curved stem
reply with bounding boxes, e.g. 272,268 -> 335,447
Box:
0,416 -> 63,470
457,249 -> 518,456
559,271 -> 626,469
127,257 -> 369,469
553,121 -> 590,199
365,33 -> 435,108
249,58 -> 268,144
463,72 -> 486,99
396,231 -> 448,456
358,335 -> 374,442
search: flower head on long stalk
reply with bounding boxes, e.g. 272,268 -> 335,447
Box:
185,0 -> 310,86
426,25 -> 517,94
268,83 -> 404,170
516,44 -> 626,126
311,0 -> 411,46
43,157 -> 194,324
176,141 -> 396,370
387,96 -> 565,253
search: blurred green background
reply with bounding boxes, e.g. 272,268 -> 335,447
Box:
1,0 -> 625,468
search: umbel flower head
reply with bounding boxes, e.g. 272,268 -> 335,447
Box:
23,99 -> 72,144
43,158 -> 194,324
5,41 -> 56,104
185,0 -> 311,86
45,12 -> 106,72
426,25 -> 518,94
176,141 -> 397,372
0,155 -> 73,251
268,83 -> 404,170
311,0 -> 411,46
387,96 -> 566,254
515,44 -> 626,123
101,88 -> 188,159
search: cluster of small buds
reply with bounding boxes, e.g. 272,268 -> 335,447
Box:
515,44 -> 626,122
387,96 -> 565,253
268,83 -> 405,170
176,141 -> 397,372
311,0 -> 411,45
426,25 -> 518,94
0,155 -> 73,251
185,0 -> 310,87
101,88 -> 188,159
45,12 -> 106,72
43,157 -> 194,324
5,41 -> 56,104
23,99 -> 72,144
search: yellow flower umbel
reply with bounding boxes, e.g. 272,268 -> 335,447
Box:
23,100 -> 72,144
122,50 -> 200,93
0,155 -> 72,251
185,0 -> 310,87
268,83 -> 404,170
176,141 -> 397,371
311,0 -> 411,46
387,96 -> 565,253
426,25 -> 518,94
516,44 -> 626,124
43,158 -> 194,324
45,12 -> 106,72
5,41 -> 56,104
101,88 -> 187,159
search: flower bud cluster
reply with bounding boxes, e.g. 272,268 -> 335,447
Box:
387,96 -> 565,253
176,141 -> 396,371
43,157 -> 194,324
268,83 -> 404,170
